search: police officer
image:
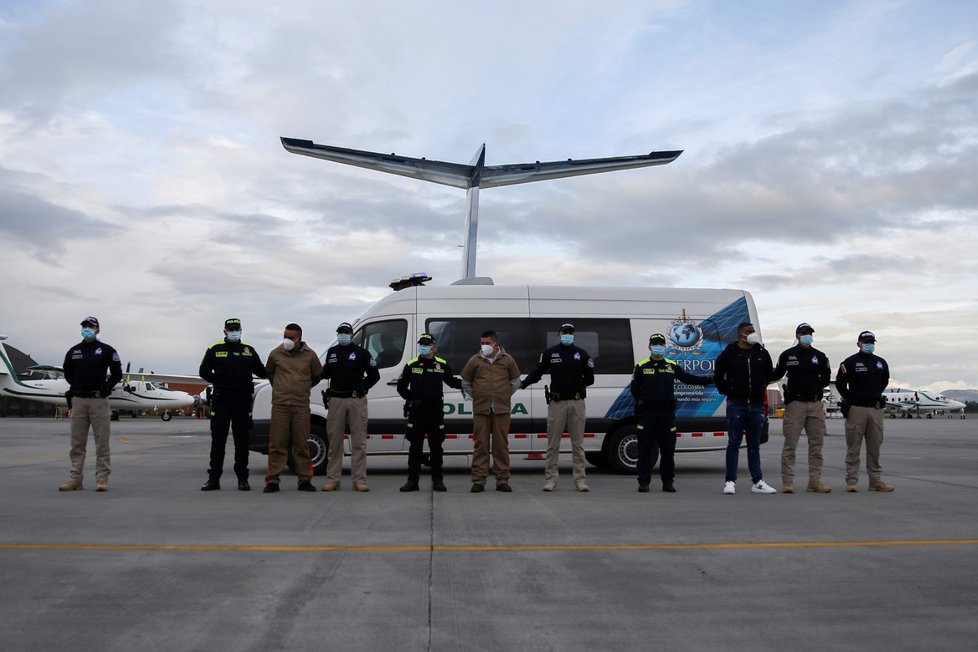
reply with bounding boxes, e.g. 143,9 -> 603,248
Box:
397,333 -> 463,492
320,322 -> 380,492
59,316 -> 123,492
198,318 -> 268,491
772,323 -> 832,494
629,333 -> 713,493
836,330 -> 893,492
520,322 -> 595,492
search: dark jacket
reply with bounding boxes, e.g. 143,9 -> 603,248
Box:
397,355 -> 462,402
630,356 -> 712,410
713,342 -> 773,404
322,343 -> 380,396
199,339 -> 267,391
772,344 -> 830,402
521,343 -> 595,398
836,351 -> 889,408
63,339 -> 123,396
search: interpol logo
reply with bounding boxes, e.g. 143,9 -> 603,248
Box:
667,310 -> 704,352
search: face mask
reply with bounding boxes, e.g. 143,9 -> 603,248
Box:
418,345 -> 432,356
861,343 -> 875,354
282,338 -> 296,352
337,334 -> 351,346
227,331 -> 242,343
745,332 -> 761,345
560,334 -> 574,346
799,335 -> 813,347
81,328 -> 96,340
480,344 -> 495,357
650,345 -> 667,357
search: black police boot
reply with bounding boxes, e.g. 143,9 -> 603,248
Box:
637,484 -> 650,493
237,478 -> 250,491
201,479 -> 221,491
400,480 -> 420,492
263,483 -> 279,494
297,480 -> 316,492
662,483 -> 676,493
432,478 -> 447,492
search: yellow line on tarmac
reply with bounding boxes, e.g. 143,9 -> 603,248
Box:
1,539 -> 977,553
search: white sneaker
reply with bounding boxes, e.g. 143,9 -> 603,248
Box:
723,481 -> 736,495
751,479 -> 777,494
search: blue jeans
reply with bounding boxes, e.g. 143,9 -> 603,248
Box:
725,400 -> 764,483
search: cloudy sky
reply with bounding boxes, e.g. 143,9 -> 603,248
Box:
1,0 -> 976,391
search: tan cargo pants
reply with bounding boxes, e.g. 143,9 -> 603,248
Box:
471,411 -> 511,485
545,399 -> 587,483
845,405 -> 885,485
325,397 -> 368,485
781,400 -> 827,484
265,404 -> 313,484
69,397 -> 111,484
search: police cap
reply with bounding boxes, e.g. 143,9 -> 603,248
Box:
858,330 -> 876,343
336,322 -> 353,334
80,316 -> 99,328
224,318 -> 242,331
418,333 -> 436,345
795,322 -> 814,335
649,333 -> 667,345
558,322 -> 575,333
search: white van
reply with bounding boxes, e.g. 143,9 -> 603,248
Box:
249,279 -> 768,475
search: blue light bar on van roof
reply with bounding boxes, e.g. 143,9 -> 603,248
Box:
390,273 -> 432,291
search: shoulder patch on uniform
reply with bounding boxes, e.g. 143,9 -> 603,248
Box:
407,357 -> 419,365
638,357 -> 650,366
434,356 -> 447,364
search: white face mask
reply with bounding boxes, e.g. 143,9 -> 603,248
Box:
745,332 -> 761,345
480,344 -> 495,357
282,338 -> 296,352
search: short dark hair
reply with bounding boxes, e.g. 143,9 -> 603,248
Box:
481,330 -> 498,341
737,322 -> 753,332
285,322 -> 302,337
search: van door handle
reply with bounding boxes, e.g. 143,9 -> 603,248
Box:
387,380 -> 399,386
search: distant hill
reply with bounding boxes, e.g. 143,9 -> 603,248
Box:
943,389 -> 978,403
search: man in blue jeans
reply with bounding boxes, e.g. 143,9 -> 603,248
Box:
713,322 -> 776,495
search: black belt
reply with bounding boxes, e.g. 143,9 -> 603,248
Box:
70,390 -> 105,399
328,389 -> 362,398
550,392 -> 583,402
789,393 -> 823,402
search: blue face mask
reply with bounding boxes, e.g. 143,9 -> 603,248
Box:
650,345 -> 667,357
560,334 -> 574,346
799,335 -> 813,346
337,334 -> 351,346
861,343 -> 875,354
418,345 -> 432,356
81,328 -> 96,340
227,331 -> 242,343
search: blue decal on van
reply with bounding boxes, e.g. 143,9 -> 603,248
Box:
605,297 -> 751,419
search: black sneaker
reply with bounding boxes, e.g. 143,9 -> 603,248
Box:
201,480 -> 220,491
662,484 -> 676,493
470,483 -> 485,493
495,483 -> 513,493
237,479 -> 250,491
432,479 -> 447,492
400,480 -> 420,492
263,483 -> 279,494
637,484 -> 650,493
297,481 -> 316,492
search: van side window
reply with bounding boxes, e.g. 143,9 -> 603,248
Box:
353,319 -> 408,369
426,317 -> 633,374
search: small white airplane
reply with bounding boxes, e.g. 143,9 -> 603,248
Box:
0,335 -> 199,421
882,388 -> 967,419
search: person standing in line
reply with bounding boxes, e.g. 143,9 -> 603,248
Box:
198,318 -> 268,491
629,333 -> 713,493
460,330 -> 521,493
520,322 -> 594,492
714,321 -> 777,495
263,323 -> 322,494
836,330 -> 893,492
397,333 -> 463,492
59,316 -> 123,492
320,322 -> 379,492
772,322 -> 832,494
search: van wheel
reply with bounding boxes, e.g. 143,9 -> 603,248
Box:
605,423 -> 656,474
286,424 -> 329,476
585,452 -> 606,469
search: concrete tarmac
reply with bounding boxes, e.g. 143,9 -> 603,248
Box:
1,415 -> 976,651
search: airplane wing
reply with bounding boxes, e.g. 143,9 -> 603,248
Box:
123,370 -> 206,386
280,138 -> 683,190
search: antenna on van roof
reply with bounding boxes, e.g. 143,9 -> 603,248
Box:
280,138 -> 682,280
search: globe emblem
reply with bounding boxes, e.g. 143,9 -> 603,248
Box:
669,322 -> 701,348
